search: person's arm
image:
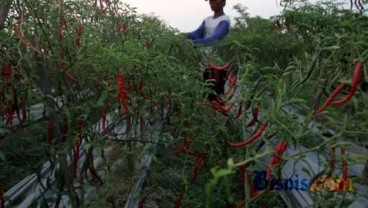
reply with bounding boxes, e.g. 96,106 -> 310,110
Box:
193,20 -> 230,45
187,21 -> 205,40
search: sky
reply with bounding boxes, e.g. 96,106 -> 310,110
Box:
122,0 -> 286,32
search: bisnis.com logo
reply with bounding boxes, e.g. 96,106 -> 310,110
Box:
252,170 -> 353,192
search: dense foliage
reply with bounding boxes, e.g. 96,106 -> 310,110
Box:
0,0 -> 367,207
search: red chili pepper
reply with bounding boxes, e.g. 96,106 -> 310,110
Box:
266,141 -> 288,180
236,199 -> 248,208
228,123 -> 267,148
168,90 -> 172,107
63,71 -> 78,83
57,22 -> 63,45
246,107 -> 259,127
87,147 -> 102,185
245,100 -> 251,110
176,193 -> 184,208
138,196 -> 146,208
201,101 -> 233,115
2,64 -> 11,79
13,27 -> 30,47
6,100 -> 13,125
341,148 -> 348,180
228,72 -> 237,88
326,147 -> 336,178
117,73 -> 129,113
73,137 -> 81,178
54,195 -> 61,208
208,62 -> 231,71
331,62 -> 363,105
191,155 -> 204,183
315,82 -> 346,115
0,187 -> 4,208
239,164 -> 247,186
136,80 -> 151,100
234,104 -> 243,119
337,147 -> 349,191
76,24 -> 83,48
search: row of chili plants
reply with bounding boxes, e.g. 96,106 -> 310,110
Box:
0,0 -> 367,207
140,3 -> 368,207
0,0 -> 205,206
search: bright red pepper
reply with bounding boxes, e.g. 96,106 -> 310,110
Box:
315,82 -> 346,115
228,72 -> 237,88
201,101 -> 233,115
168,90 -> 172,107
54,195 -> 61,208
208,62 -> 231,71
331,62 -> 363,105
117,73 -> 129,113
246,107 -> 259,127
234,104 -> 243,119
63,71 -> 78,83
175,193 -> 184,208
0,186 -> 4,208
266,141 -> 288,180
191,155 -> 204,183
76,24 -> 83,48
341,148 -> 348,180
73,137 -> 82,178
6,100 -> 13,125
228,123 -> 267,148
326,147 -> 336,178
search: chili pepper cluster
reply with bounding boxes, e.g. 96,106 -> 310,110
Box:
170,132 -> 204,207
316,61 -> 364,115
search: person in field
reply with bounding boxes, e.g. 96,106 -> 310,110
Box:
184,0 -> 231,102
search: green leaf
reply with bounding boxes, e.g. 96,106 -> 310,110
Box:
215,169 -> 235,178
97,91 -> 109,107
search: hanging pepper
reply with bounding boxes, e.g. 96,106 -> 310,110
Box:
117,73 -> 129,113
331,61 -> 363,105
54,194 -> 61,208
191,155 -> 204,183
175,193 -> 184,208
5,100 -> 13,125
228,123 -> 267,148
266,141 -> 288,180
234,104 -> 243,119
326,146 -> 336,179
228,72 -> 237,88
208,62 -> 231,71
246,107 -> 259,127
76,24 -> 83,48
0,186 -> 4,208
201,101 -> 233,115
315,83 -> 346,115
87,147 -> 103,185
341,148 -> 348,180
72,137 -> 82,178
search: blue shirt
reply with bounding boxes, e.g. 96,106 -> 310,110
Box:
188,15 -> 231,45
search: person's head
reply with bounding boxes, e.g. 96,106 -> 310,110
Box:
206,0 -> 226,12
